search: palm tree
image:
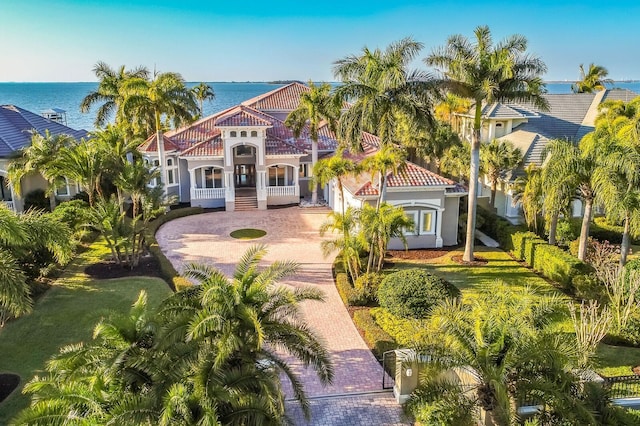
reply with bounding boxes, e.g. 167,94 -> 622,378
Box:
55,139 -> 106,206
360,144 -> 406,209
319,207 -> 364,280
8,131 -> 74,211
312,151 -> 358,214
426,25 -> 548,262
480,139 -> 522,207
589,100 -> 640,266
441,141 -> 471,184
571,63 -> 613,94
544,136 -> 600,261
358,203 -> 414,272
121,71 -> 198,192
333,37 -> 437,151
286,81 -> 339,205
512,164 -> 545,234
191,82 -> 215,117
396,115 -> 461,171
159,245 -> 333,422
407,282 -> 596,426
80,61 -> 150,128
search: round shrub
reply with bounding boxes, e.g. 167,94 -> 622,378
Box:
354,272 -> 383,304
377,269 -> 459,319
51,199 -> 91,235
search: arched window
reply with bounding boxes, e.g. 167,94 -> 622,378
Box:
166,157 -> 178,185
230,131 -> 237,137
167,158 -> 173,166
251,130 -> 258,137
240,131 -> 247,137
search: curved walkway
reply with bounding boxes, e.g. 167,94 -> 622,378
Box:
155,207 -> 386,398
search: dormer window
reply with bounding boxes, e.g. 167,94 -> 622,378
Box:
230,131 -> 237,137
240,131 -> 247,137
251,130 -> 258,137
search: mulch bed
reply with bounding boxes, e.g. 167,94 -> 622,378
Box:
387,249 -> 451,261
0,374 -> 20,403
84,255 -> 163,280
451,254 -> 489,266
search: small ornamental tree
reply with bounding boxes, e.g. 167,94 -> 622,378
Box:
377,269 -> 459,318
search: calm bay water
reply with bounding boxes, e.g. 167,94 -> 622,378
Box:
1,81 -> 639,132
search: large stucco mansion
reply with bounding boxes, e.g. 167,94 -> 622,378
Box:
139,83 -> 467,248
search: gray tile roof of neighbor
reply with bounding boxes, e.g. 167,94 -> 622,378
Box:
0,105 -> 88,158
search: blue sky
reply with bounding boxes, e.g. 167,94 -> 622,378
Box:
1,0 -> 639,82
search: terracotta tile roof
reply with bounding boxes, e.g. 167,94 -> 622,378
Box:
265,137 -> 306,156
242,82 -> 310,111
139,133 -> 180,153
180,136 -> 224,157
446,184 -> 468,194
215,106 -> 273,127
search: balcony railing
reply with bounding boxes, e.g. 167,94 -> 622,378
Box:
266,185 -> 298,197
191,187 -> 225,200
3,200 -> 14,211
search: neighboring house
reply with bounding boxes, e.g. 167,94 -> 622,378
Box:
458,89 -> 638,220
143,82 -> 467,248
0,105 -> 88,212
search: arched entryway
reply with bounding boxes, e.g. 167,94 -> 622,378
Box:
233,145 -> 257,188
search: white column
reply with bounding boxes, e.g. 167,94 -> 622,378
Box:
294,166 -> 300,197
225,171 -> 235,202
435,209 -> 444,248
189,169 -> 196,200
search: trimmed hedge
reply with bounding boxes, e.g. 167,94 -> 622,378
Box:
509,230 -> 593,291
378,269 -> 459,319
352,309 -> 397,358
145,207 -> 204,290
476,205 -> 526,251
370,307 -> 430,346
332,256 -> 372,307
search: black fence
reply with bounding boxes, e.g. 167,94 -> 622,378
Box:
604,375 -> 640,399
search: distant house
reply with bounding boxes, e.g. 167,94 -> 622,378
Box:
0,105 -> 88,212
142,83 -> 467,248
457,89 -> 638,220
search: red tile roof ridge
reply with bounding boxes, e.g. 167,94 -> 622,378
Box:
241,82 -> 310,109
179,135 -> 223,157
214,106 -> 273,127
139,133 -> 180,152
165,105 -> 236,137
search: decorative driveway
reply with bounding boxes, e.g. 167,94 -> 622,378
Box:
155,207 -> 387,397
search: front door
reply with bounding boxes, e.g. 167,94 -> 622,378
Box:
234,164 -> 256,187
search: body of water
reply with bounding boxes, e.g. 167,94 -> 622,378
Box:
1,81 -> 639,132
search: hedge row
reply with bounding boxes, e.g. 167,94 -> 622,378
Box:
332,256 -> 372,307
476,205 -> 526,251
509,230 -> 592,291
352,309 -> 398,358
145,207 -> 204,291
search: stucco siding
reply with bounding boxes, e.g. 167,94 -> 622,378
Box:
442,197 -> 461,246
267,195 -> 298,205
179,159 -> 191,202
389,234 -> 437,250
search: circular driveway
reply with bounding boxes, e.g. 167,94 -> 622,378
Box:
156,207 -> 385,397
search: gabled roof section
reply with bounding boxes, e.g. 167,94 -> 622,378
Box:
242,82 -> 310,111
180,135 -> 224,157
139,133 -> 181,153
0,105 -> 88,158
215,106 -> 273,127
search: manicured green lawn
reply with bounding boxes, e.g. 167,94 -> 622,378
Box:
384,246 -> 640,377
0,239 -> 172,423
230,228 -> 267,239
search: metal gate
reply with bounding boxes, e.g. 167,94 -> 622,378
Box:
382,350 -> 396,390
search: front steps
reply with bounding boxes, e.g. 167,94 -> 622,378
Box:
234,189 -> 258,211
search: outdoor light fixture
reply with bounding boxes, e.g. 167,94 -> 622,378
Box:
406,368 -> 413,377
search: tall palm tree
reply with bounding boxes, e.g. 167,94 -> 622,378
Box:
80,61 -> 150,128
543,138 -> 597,261
191,82 -> 215,117
571,63 -> 613,94
312,151 -> 358,214
286,81 -> 339,205
333,37 -> 437,151
121,71 -> 198,192
7,131 -> 74,211
589,100 -> 640,266
480,139 -> 522,207
426,25 -> 548,262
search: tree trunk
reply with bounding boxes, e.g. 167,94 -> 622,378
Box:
620,212 -> 631,267
311,140 -> 319,204
577,197 -> 593,261
548,210 -> 559,245
48,193 -> 56,212
490,179 -> 497,208
463,102 -> 482,262
155,111 -> 166,196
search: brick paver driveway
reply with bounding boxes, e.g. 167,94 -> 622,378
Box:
156,207 -> 388,397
